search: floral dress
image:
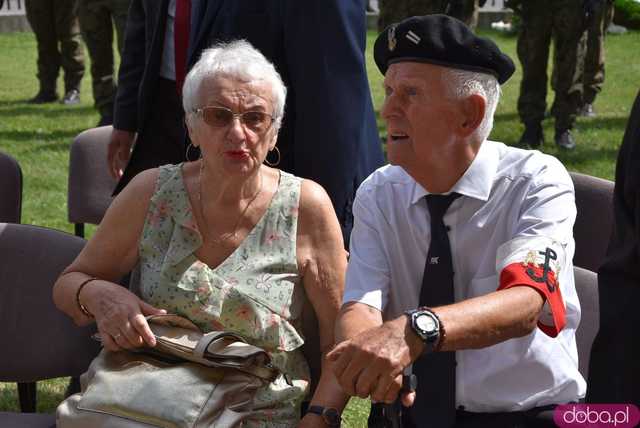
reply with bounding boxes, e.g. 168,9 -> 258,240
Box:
138,164 -> 310,427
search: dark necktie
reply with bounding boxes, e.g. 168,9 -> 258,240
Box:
174,0 -> 191,94
406,193 -> 461,428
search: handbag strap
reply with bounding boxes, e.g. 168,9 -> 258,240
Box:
193,331 -> 279,381
194,331 -> 246,359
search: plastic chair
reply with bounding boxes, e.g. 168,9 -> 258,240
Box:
0,151 -> 22,223
573,266 -> 600,380
570,172 -> 614,272
0,223 -> 100,426
68,126 -> 117,237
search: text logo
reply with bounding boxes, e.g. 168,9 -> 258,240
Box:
554,404 -> 640,428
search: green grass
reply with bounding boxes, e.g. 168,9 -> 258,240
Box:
1,27 -> 639,424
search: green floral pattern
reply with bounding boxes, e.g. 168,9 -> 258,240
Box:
138,164 -> 310,427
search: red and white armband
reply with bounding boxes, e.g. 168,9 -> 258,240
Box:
496,236 -> 568,337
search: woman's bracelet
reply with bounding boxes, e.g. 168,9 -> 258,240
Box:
76,277 -> 98,318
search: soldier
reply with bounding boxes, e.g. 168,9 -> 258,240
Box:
77,0 -> 131,126
516,0 -> 586,150
447,0 -> 488,31
378,0 -> 448,31
25,0 -> 85,105
580,0 -> 615,117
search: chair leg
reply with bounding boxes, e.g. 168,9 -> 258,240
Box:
17,381 -> 37,413
74,223 -> 85,238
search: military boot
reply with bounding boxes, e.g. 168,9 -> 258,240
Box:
555,128 -> 576,150
28,90 -> 58,104
518,123 -> 544,148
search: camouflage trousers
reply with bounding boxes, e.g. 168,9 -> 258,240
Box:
378,0 -> 448,31
582,1 -> 615,104
25,0 -> 85,94
77,0 -> 131,116
517,0 -> 586,130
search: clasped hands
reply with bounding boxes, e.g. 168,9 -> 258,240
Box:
327,316 -> 423,406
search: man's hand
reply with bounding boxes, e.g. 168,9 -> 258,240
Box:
107,128 -> 136,179
327,316 -> 423,404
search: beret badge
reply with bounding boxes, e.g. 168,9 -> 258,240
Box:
388,25 -> 397,52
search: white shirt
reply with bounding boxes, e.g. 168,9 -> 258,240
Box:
344,140 -> 587,412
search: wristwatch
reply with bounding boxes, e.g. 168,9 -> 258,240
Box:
405,308 -> 442,353
307,405 -> 341,427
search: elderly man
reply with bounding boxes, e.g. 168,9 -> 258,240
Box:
328,15 -> 585,428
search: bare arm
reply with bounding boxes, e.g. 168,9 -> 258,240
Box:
53,168 -> 165,350
328,285 -> 544,404
296,180 -> 350,427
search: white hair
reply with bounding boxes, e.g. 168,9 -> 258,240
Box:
440,69 -> 501,143
182,40 -> 287,130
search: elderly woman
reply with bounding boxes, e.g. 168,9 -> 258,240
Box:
53,40 -> 348,427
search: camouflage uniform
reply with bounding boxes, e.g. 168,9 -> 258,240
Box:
25,0 -> 85,97
447,0 -> 479,30
517,0 -> 586,132
378,0 -> 448,31
77,0 -> 131,121
582,0 -> 615,105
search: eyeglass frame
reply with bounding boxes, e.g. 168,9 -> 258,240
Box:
190,105 -> 276,133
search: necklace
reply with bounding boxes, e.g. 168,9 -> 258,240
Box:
197,159 -> 263,244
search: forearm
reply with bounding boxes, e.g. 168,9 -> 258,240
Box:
308,354 -> 350,411
431,285 -> 544,352
53,271 -> 102,326
335,302 -> 384,343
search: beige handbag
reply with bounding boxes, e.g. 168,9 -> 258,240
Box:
56,314 -> 279,428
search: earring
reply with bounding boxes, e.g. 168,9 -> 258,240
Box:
264,146 -> 281,167
185,142 -> 201,162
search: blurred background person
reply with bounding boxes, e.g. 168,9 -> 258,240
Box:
516,0 -> 585,150
446,0 -> 488,31
587,90 -> 640,405
25,0 -> 85,104
77,0 -> 131,126
108,0 -> 384,246
377,0 -> 447,31
579,0 -> 615,118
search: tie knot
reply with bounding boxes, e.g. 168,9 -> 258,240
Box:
426,193 -> 460,221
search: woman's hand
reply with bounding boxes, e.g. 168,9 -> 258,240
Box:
81,279 -> 166,351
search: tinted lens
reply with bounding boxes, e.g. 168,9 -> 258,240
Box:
242,111 -> 270,132
199,107 -> 272,132
202,107 -> 233,127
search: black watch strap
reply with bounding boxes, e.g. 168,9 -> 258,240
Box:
307,405 -> 341,427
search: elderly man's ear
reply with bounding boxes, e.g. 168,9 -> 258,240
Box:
457,94 -> 486,138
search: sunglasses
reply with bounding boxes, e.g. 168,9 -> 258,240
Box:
192,106 -> 275,133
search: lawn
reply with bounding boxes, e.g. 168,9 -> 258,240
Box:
1,27 -> 638,425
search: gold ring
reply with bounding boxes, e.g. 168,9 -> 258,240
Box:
113,333 -> 122,340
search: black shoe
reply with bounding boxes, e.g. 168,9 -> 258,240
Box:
518,123 -> 544,148
61,89 -> 80,105
580,103 -> 596,118
555,129 -> 576,150
27,91 -> 58,104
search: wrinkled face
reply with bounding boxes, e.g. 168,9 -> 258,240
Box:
381,62 -> 462,172
187,75 -> 277,176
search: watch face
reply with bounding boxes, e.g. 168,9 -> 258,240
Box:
416,313 -> 437,333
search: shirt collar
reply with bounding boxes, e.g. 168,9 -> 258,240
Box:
409,140 -> 498,206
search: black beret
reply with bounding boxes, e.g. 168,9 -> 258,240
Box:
374,14 -> 515,84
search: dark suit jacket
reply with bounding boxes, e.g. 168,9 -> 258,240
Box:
113,0 -> 384,242
587,90 -> 640,404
